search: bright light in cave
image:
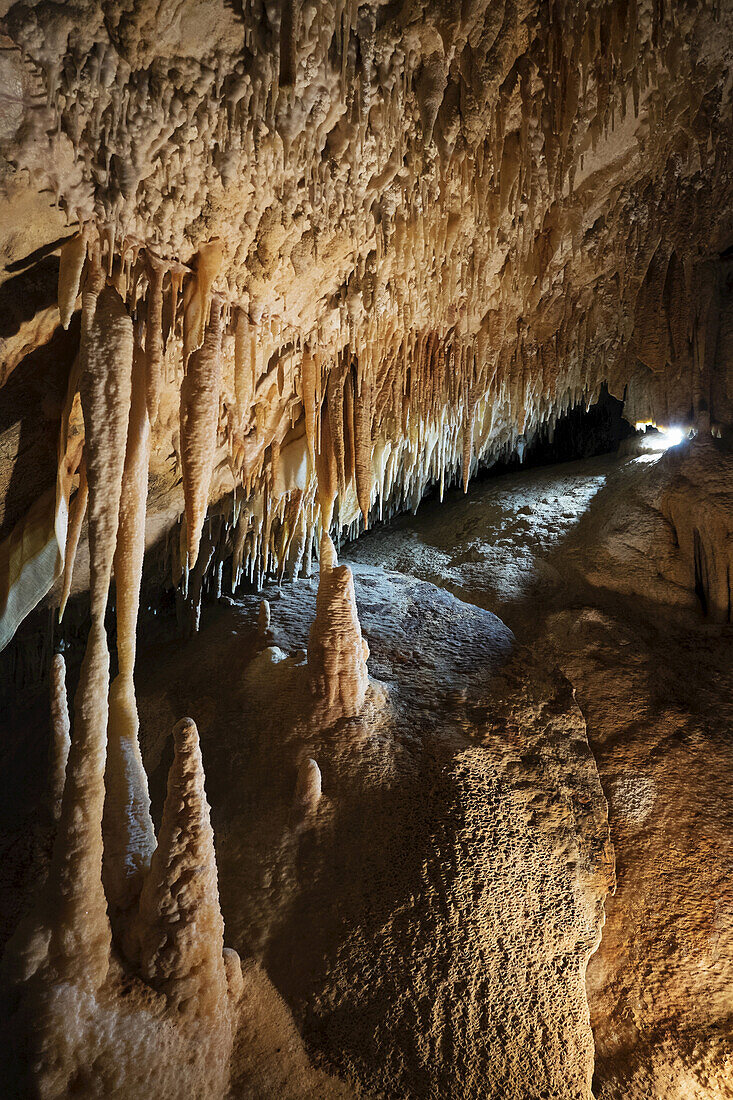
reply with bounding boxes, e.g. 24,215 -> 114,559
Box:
635,424 -> 687,451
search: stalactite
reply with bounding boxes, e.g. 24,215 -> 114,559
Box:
58,229 -> 88,330
315,391 -> 338,533
45,268 -> 133,989
234,307 -> 253,426
144,252 -> 166,424
327,366 -> 347,497
58,449 -> 87,621
48,653 -> 70,822
302,346 -> 317,466
354,367 -> 373,525
183,240 -> 223,364
180,296 -> 223,568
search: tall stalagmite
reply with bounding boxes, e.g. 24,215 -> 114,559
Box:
308,534 -> 369,722
137,718 -> 230,1016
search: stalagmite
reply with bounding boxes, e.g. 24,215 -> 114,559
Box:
103,339 -> 156,927
47,618 -> 111,987
308,533 -> 369,722
258,597 -> 271,638
137,717 -> 231,1016
293,757 -> 322,819
180,296 -> 223,568
48,652 -> 70,821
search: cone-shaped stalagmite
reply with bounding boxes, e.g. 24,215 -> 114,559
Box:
308,534 -> 369,722
180,296 -> 223,568
293,757 -> 322,818
137,717 -> 229,1016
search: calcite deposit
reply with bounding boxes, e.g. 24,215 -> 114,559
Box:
0,0 -> 732,1095
1,0 -> 732,629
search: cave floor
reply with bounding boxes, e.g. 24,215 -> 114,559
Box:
341,448 -> 733,1098
3,447 -> 733,1099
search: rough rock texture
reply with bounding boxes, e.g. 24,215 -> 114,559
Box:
126,564 -> 613,1100
344,436 -> 733,1098
0,0 -> 732,1095
1,0 -> 733,641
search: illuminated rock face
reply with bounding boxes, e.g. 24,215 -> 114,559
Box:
0,0 -> 732,630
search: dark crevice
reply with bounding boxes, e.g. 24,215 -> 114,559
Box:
693,528 -> 709,616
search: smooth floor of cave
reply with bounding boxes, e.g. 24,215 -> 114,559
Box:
4,446 -> 733,1098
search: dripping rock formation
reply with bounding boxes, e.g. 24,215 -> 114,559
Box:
0,0 -> 732,1095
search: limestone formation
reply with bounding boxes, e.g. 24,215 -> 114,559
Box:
0,0 -> 730,630
293,757 -> 322,819
180,295 -> 224,568
0,0 -> 732,1097
48,652 -> 70,821
308,535 -> 369,722
138,717 -> 231,1016
103,339 -> 156,927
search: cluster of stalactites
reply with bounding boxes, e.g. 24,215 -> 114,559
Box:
51,128 -> 732,615
3,233 -> 241,1061
167,312 -> 614,608
8,0 -> 715,289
